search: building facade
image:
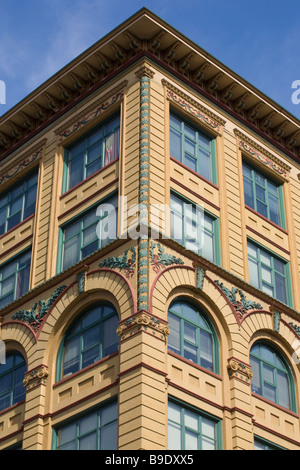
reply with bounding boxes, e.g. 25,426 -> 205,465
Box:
0,9 -> 300,450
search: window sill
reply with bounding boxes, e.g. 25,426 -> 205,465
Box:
245,205 -> 287,234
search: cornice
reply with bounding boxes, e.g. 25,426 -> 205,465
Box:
0,9 -> 299,165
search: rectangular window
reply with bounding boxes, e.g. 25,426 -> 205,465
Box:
242,162 -> 285,228
0,249 -> 31,310
168,400 -> 221,450
58,194 -> 118,272
0,172 -> 38,236
170,112 -> 216,184
247,240 -> 292,306
170,193 -> 220,264
55,401 -> 118,450
63,115 -> 120,192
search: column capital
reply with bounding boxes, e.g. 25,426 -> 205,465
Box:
135,65 -> 155,80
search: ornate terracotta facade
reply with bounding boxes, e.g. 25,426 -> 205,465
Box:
0,9 -> 300,450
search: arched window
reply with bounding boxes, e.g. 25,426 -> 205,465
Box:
250,342 -> 296,411
58,302 -> 119,379
0,351 -> 26,411
168,299 -> 218,373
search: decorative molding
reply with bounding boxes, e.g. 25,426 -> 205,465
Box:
23,365 -> 49,391
162,79 -> 225,133
227,358 -> 253,384
214,280 -> 263,319
136,67 -> 154,311
117,311 -> 170,341
76,265 -> 89,294
0,140 -> 45,187
194,265 -> 206,290
12,285 -> 67,331
271,308 -> 281,333
99,247 -> 136,278
150,242 -> 184,273
289,322 -> 300,336
56,81 -> 127,142
234,129 -> 290,178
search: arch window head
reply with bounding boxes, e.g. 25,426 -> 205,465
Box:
0,351 -> 26,411
58,302 -> 119,379
168,299 -> 218,373
250,341 -> 296,411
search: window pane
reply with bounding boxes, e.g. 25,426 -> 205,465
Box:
63,337 -> 80,376
198,148 -> 211,181
200,329 -> 213,370
248,258 -> 259,289
168,422 -> 182,450
275,273 -> 287,304
250,356 -> 261,395
100,421 -> 117,450
63,235 -> 80,270
185,410 -> 199,431
184,323 -> 196,344
58,422 -> 76,448
79,412 -> 97,435
277,370 -> 290,409
170,128 -> 182,162
79,433 -> 97,450
185,430 -> 198,450
263,363 -> 275,384
24,186 -> 37,219
68,154 -> 85,189
168,314 -> 181,354
264,382 -> 276,402
184,342 -> 197,362
102,314 -> 119,357
243,177 -> 254,208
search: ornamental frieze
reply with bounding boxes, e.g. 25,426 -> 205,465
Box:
99,247 -> 136,278
214,280 -> 263,320
234,129 -> 290,179
56,81 -> 127,142
117,312 -> 170,341
162,79 -> 225,134
150,242 -> 184,273
12,285 -> 67,331
0,140 -> 45,188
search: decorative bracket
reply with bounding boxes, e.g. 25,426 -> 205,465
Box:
23,365 -> 49,391
227,358 -> 253,384
117,311 -> 170,341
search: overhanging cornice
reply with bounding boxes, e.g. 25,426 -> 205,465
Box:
0,8 -> 299,164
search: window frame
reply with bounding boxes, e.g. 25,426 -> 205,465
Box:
247,239 -> 293,307
56,302 -> 119,381
242,160 -> 286,229
62,113 -> 120,194
169,110 -> 217,185
52,398 -> 118,450
250,341 -> 296,412
168,397 -> 222,450
0,351 -> 27,412
170,191 -> 220,265
57,192 -> 118,274
0,170 -> 38,237
168,298 -> 219,374
0,247 -> 32,310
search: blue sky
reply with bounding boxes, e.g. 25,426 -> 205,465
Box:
0,0 -> 299,118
